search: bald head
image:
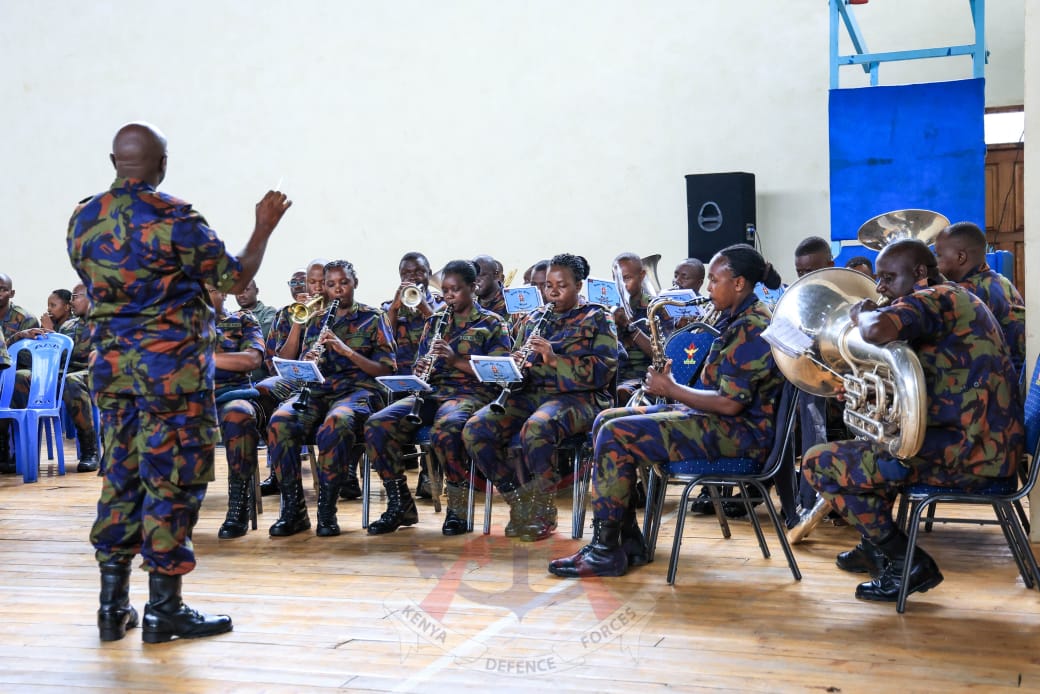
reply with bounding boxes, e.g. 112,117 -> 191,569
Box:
110,122 -> 168,186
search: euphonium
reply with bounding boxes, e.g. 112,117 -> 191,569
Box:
288,295 -> 325,324
768,267 -> 925,459
292,299 -> 340,412
404,305 -> 454,424
489,303 -> 555,414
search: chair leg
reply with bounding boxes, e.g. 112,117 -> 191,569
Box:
995,502 -> 1039,589
424,446 -> 443,514
895,494 -> 909,531
361,448 -> 371,529
740,483 -> 771,559
483,480 -> 494,536
667,482 -> 700,585
571,445 -> 591,540
308,445 -> 319,493
753,480 -> 802,580
1014,499 -> 1031,535
643,469 -> 669,564
466,457 -> 477,534
924,501 -> 937,533
898,500 -> 929,613
707,486 -> 732,539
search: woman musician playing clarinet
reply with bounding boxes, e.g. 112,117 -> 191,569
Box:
266,260 -> 397,538
463,253 -> 619,542
366,260 -> 511,536
548,244 -> 783,578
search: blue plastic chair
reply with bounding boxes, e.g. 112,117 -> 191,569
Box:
892,353 -> 1040,613
642,382 -> 802,584
0,333 -> 74,483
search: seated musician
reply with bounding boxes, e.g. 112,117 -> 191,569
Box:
612,252 -> 654,405
463,253 -> 618,542
803,239 -> 1023,602
39,289 -> 73,331
205,283 -> 267,539
473,254 -> 508,318
0,272 -> 41,472
266,260 -> 396,537
845,255 -> 874,279
933,221 -> 1026,379
57,284 -> 101,472
526,259 -> 550,303
548,244 -> 784,577
235,278 -> 278,386
673,258 -> 705,294
793,235 -> 834,278
366,260 -> 511,535
382,252 -> 445,500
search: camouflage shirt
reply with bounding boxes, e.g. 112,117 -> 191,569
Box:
0,331 -> 9,371
67,178 -> 242,404
58,315 -> 93,371
382,289 -> 445,375
618,291 -> 652,381
1,304 -> 39,342
416,303 -> 511,398
215,309 -> 265,389
297,302 -> 397,397
883,282 -> 1023,478
956,262 -> 1026,379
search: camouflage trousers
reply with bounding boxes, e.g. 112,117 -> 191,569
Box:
803,439 -> 992,540
462,390 -> 602,491
62,370 -> 97,443
366,395 -> 483,484
218,398 -> 264,478
267,388 -> 380,488
590,404 -> 768,523
90,391 -> 219,575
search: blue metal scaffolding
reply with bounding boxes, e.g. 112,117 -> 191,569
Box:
829,0 -> 988,89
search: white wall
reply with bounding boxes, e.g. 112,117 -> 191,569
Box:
0,0 -> 1025,313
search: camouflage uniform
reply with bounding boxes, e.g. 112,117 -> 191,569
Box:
382,289 -> 445,375
215,310 -> 266,478
243,300 -> 277,385
956,262 -> 1026,380
477,292 -> 508,322
0,331 -> 9,371
589,295 -> 783,522
266,302 -> 396,489
366,304 -> 510,484
804,283 -> 1024,540
58,315 -> 98,446
616,291 -> 652,395
68,177 -> 242,576
1,304 -> 39,408
463,303 -> 618,490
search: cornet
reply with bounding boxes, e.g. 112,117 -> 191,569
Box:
288,296 -> 325,324
401,284 -> 424,309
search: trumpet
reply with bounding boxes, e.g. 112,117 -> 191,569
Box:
489,303 -> 555,414
405,305 -> 454,424
288,296 -> 325,324
292,299 -> 340,412
401,284 -> 425,309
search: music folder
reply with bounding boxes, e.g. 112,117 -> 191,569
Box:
585,277 -> 621,307
272,357 -> 325,384
470,355 -> 523,384
375,375 -> 433,393
656,289 -> 701,319
503,286 -> 543,314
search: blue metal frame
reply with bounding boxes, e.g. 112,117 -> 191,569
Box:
830,0 -> 987,89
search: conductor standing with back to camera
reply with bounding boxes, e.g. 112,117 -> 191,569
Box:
67,122 -> 291,643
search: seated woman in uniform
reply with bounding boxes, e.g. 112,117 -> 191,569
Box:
59,284 -> 103,472
40,289 -> 73,331
266,260 -> 396,538
205,283 -> 267,539
463,253 -> 618,542
548,244 -> 784,577
365,260 -> 511,536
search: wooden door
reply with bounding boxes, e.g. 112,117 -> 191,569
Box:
984,142 -> 1025,296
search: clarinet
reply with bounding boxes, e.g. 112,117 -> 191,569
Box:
293,299 -> 340,412
489,303 -> 555,414
404,305 -> 454,424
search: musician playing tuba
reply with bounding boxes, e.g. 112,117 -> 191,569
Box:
549,244 -> 784,578
365,260 -> 511,536
802,239 -> 1023,603
612,252 -> 658,404
463,254 -> 619,543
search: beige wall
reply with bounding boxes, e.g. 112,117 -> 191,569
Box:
0,0 -> 1025,313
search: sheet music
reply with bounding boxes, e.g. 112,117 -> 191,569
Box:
470,355 -> 524,384
762,316 -> 814,358
272,357 -> 325,384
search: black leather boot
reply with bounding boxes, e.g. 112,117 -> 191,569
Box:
520,479 -> 557,542
855,530 -> 944,602
141,573 -> 232,643
316,482 -> 342,537
97,558 -> 139,642
415,464 -> 432,500
500,482 -> 528,538
259,471 -> 279,497
442,483 -> 470,536
836,538 -> 887,575
218,474 -> 250,539
620,505 -> 648,567
368,476 -> 419,535
548,519 -> 627,578
77,432 -> 100,473
339,457 -> 362,500
269,479 -> 310,537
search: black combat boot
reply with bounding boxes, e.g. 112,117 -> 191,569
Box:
76,432 -> 100,473
520,479 -> 557,542
141,573 -> 232,643
218,474 -> 250,539
415,463 -> 432,500
97,558 -> 139,642
836,538 -> 887,575
339,457 -> 362,500
855,530 -> 944,602
367,476 -> 419,535
548,519 -> 628,578
316,481 -> 342,537
269,479 -> 311,537
442,483 -> 470,536
620,505 -> 648,567
259,471 -> 279,497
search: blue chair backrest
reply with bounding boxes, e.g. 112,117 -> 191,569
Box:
0,358 -> 15,409
7,333 -> 74,410
1024,353 -> 1040,459
665,325 -> 717,387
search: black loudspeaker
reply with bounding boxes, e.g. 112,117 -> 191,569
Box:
686,172 -> 756,262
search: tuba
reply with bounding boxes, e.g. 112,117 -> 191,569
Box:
856,208 -> 948,251
613,253 -> 662,322
768,268 -> 925,459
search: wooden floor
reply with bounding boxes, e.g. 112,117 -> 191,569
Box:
3,441 -> 1040,693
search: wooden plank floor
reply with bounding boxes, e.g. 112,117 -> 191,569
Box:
3,440 -> 1040,693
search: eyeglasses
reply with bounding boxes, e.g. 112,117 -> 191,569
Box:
71,293 -> 85,298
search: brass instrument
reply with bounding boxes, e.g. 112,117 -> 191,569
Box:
489,303 -> 555,414
288,296 -> 325,324
292,299 -> 340,412
401,285 -> 425,309
404,305 -> 454,424
613,254 -> 662,321
625,296 -> 718,407
856,208 -> 948,250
